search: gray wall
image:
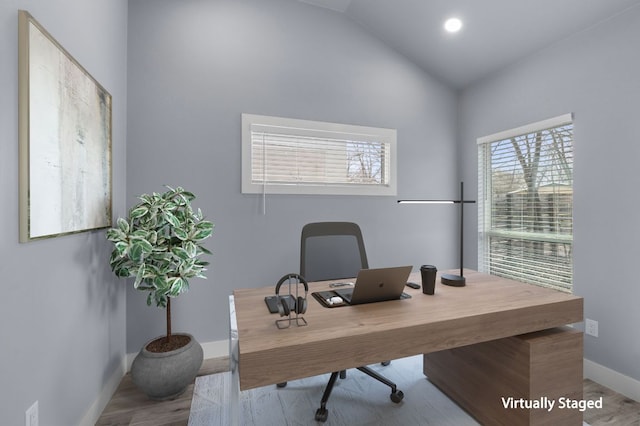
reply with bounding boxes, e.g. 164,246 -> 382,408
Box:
9,1 -> 634,422
0,1 -> 128,425
459,6 -> 640,381
126,0 -> 459,350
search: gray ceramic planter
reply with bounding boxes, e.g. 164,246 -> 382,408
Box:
131,333 -> 203,400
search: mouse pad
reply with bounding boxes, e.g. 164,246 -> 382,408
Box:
311,291 -> 347,308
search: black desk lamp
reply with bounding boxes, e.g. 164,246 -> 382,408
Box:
397,181 -> 476,287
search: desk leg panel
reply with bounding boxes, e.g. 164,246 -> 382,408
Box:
229,295 -> 240,426
423,327 -> 583,426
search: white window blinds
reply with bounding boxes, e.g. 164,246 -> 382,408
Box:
242,114 -> 397,196
477,114 -> 573,292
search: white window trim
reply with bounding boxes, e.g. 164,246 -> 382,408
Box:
477,113 -> 573,145
241,113 -> 397,196
477,113 -> 574,292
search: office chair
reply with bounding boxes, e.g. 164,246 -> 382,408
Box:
299,221 -> 404,422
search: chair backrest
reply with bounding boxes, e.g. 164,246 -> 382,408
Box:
300,222 -> 369,282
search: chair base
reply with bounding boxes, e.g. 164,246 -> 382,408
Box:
314,365 -> 403,423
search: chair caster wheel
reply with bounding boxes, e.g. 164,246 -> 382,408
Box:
315,407 -> 328,422
390,390 -> 404,403
277,382 -> 287,388
381,360 -> 391,366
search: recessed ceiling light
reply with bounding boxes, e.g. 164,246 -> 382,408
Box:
444,17 -> 463,33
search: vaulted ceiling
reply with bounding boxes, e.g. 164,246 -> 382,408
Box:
297,0 -> 640,89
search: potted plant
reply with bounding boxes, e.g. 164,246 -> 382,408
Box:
106,186 -> 214,400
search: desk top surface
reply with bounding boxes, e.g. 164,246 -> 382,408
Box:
233,269 -> 583,359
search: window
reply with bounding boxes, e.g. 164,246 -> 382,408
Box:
241,114 -> 397,196
477,114 -> 573,292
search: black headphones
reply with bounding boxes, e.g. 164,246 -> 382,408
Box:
274,273 -> 308,317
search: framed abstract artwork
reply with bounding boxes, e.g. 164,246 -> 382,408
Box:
18,10 -> 112,242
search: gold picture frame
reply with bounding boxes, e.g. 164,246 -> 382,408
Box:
18,10 -> 112,242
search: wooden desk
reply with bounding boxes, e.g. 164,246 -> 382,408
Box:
230,270 -> 583,425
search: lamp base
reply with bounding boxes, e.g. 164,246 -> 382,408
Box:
441,274 -> 466,287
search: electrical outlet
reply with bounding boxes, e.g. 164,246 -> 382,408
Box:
585,319 -> 599,337
25,401 -> 38,426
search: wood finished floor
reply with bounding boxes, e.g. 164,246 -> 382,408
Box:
97,357 -> 640,426
96,357 -> 229,426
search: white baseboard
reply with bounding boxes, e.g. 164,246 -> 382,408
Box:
584,357 -> 640,402
125,338 -> 229,371
202,339 -> 230,359
79,355 -> 127,426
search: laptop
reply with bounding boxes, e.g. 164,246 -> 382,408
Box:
334,266 -> 412,305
